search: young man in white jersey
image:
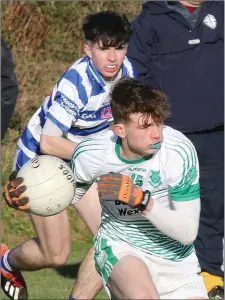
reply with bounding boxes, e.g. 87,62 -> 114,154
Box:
1,12 -> 136,300
69,77 -> 208,299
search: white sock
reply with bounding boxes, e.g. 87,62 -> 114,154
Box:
1,250 -> 13,273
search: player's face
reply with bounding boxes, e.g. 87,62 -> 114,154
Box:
116,113 -> 163,159
84,40 -> 128,81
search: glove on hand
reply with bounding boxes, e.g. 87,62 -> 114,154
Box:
97,172 -> 151,211
3,170 -> 29,211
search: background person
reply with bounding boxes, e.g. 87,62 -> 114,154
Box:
127,1 -> 224,297
1,39 -> 19,140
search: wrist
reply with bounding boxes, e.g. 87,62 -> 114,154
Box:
141,197 -> 153,215
138,190 -> 151,211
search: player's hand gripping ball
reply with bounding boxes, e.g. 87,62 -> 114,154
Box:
3,155 -> 76,216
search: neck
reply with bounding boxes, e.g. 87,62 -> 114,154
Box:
120,139 -> 143,161
179,1 -> 203,7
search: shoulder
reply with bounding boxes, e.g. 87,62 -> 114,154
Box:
55,56 -> 91,104
63,56 -> 89,82
73,135 -> 112,161
162,126 -> 197,164
71,132 -> 115,182
132,1 -> 157,26
162,126 -> 196,151
161,127 -> 199,196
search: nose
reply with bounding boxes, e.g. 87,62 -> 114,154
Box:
107,49 -> 116,62
152,125 -> 161,140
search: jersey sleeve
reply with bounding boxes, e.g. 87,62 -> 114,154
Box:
70,137 -> 109,184
166,138 -> 200,202
41,118 -> 63,137
70,138 -> 109,203
46,69 -> 84,132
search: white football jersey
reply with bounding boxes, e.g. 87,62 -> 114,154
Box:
71,126 -> 200,261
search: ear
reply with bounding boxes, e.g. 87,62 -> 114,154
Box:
83,43 -> 92,59
113,123 -> 126,139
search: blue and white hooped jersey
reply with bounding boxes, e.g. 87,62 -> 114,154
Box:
15,56 -> 137,170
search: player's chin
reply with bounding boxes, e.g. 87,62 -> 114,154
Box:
103,68 -> 119,77
147,148 -> 160,155
141,149 -> 157,157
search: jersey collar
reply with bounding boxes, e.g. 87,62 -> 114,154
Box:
115,137 -> 153,164
86,57 -> 129,90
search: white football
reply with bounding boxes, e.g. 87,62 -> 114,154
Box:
17,155 -> 76,217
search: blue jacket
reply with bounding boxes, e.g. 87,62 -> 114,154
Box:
1,39 -> 18,140
127,1 -> 224,132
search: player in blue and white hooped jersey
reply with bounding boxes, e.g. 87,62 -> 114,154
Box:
1,12 -> 137,300
14,17 -> 137,170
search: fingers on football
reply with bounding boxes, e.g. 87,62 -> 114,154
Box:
9,185 -> 27,198
8,170 -> 19,181
17,204 -> 29,211
3,189 -> 29,209
11,196 -> 29,208
7,177 -> 24,190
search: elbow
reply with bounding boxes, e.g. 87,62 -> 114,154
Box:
40,135 -> 53,155
180,228 -> 198,246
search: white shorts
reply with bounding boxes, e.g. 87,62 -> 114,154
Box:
94,239 -> 208,299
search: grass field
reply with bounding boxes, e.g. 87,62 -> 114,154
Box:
0,242 -> 108,300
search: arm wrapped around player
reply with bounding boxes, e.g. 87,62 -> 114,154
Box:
97,172 -> 151,211
3,170 -> 29,210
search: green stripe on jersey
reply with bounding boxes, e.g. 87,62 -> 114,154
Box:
165,137 -> 198,189
99,204 -> 194,261
166,137 -> 197,168
169,183 -> 200,201
70,138 -> 106,171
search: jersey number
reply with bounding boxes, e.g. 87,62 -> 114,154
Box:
131,174 -> 143,187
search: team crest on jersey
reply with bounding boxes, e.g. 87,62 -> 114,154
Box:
148,170 -> 162,188
203,14 -> 217,29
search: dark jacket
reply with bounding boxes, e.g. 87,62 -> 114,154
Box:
1,39 -> 19,140
127,1 -> 224,132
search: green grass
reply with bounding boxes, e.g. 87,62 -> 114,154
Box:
0,242 -> 108,300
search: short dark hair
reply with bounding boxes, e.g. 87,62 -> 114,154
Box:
110,77 -> 171,127
82,11 -> 132,47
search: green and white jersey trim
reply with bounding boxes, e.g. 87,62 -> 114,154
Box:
97,202 -> 194,261
71,126 -> 199,261
163,129 -> 200,201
